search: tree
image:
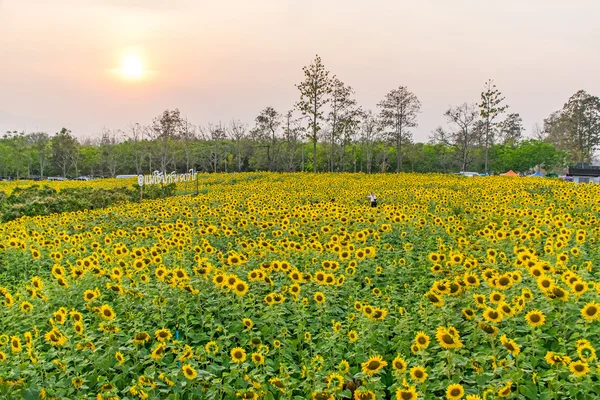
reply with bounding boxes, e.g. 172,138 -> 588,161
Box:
201,123 -> 227,172
51,128 -> 80,177
499,113 -> 524,145
180,117 -> 197,172
296,55 -> 332,172
150,109 -> 183,174
359,111 -> 382,174
253,107 -> 281,171
27,132 -> 51,177
377,86 -> 421,172
100,128 -> 121,177
492,140 -> 567,173
227,120 -> 248,172
545,90 -> 600,163
327,78 -> 357,172
432,103 -> 480,172
282,110 -> 303,172
479,79 -> 508,173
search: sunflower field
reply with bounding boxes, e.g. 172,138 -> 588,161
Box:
1,173 -> 600,400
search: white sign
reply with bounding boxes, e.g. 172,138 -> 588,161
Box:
138,170 -> 198,186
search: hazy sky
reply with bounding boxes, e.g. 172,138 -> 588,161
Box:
1,0 -> 599,142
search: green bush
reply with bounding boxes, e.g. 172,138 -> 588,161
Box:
0,183 -> 178,222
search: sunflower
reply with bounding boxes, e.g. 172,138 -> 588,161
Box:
72,377 -> 84,389
133,331 -> 151,345
414,331 -> 430,349
348,330 -> 358,343
446,383 -> 464,400
205,341 -> 219,354
389,355 -> 407,373
500,335 -> 521,357
98,304 -> 115,321
83,289 -> 99,302
10,336 -> 22,354
353,389 -> 376,400
155,328 -> 172,342
242,318 -> 253,329
150,343 -> 166,360
482,308 -> 503,324
410,366 -> 428,383
44,328 -> 68,347
436,327 -> 463,350
53,310 -> 66,325
234,280 -> 249,296
314,292 -> 326,304
396,385 -> 417,400
312,392 -> 334,400
338,359 -> 350,374
473,294 -> 486,308
361,355 -> 387,376
178,363 -> 197,380
497,381 -> 512,398
251,352 -> 264,365
577,343 -> 596,362
230,347 -> 246,363
581,302 -> 600,321
268,376 -> 286,392
524,310 -> 545,327
489,291 -> 505,304
73,322 -> 84,335
115,351 -> 125,365
544,351 -> 571,367
20,301 -> 33,313
461,308 -> 476,320
326,372 -> 344,391
569,361 -> 590,377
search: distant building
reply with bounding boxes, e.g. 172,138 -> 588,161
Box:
567,163 -> 600,184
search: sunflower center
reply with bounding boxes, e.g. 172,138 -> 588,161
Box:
450,389 -> 461,396
367,360 -> 381,369
530,314 -> 540,322
586,306 -> 597,316
442,334 -> 455,345
400,392 -> 413,400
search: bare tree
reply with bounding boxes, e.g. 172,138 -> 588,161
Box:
228,119 -> 248,172
432,103 -> 480,172
296,54 -> 332,172
378,86 -> 421,172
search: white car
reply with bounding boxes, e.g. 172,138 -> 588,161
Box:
458,171 -> 480,177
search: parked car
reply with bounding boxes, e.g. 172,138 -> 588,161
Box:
458,171 -> 481,177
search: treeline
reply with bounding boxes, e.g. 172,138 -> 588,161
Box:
1,55 -> 599,178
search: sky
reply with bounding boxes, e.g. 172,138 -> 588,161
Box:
1,0 -> 599,143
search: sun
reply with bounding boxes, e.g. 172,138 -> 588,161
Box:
120,54 -> 144,79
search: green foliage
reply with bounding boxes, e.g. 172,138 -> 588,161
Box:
0,184 -> 177,222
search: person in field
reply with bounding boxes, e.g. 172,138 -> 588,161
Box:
368,192 -> 377,207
